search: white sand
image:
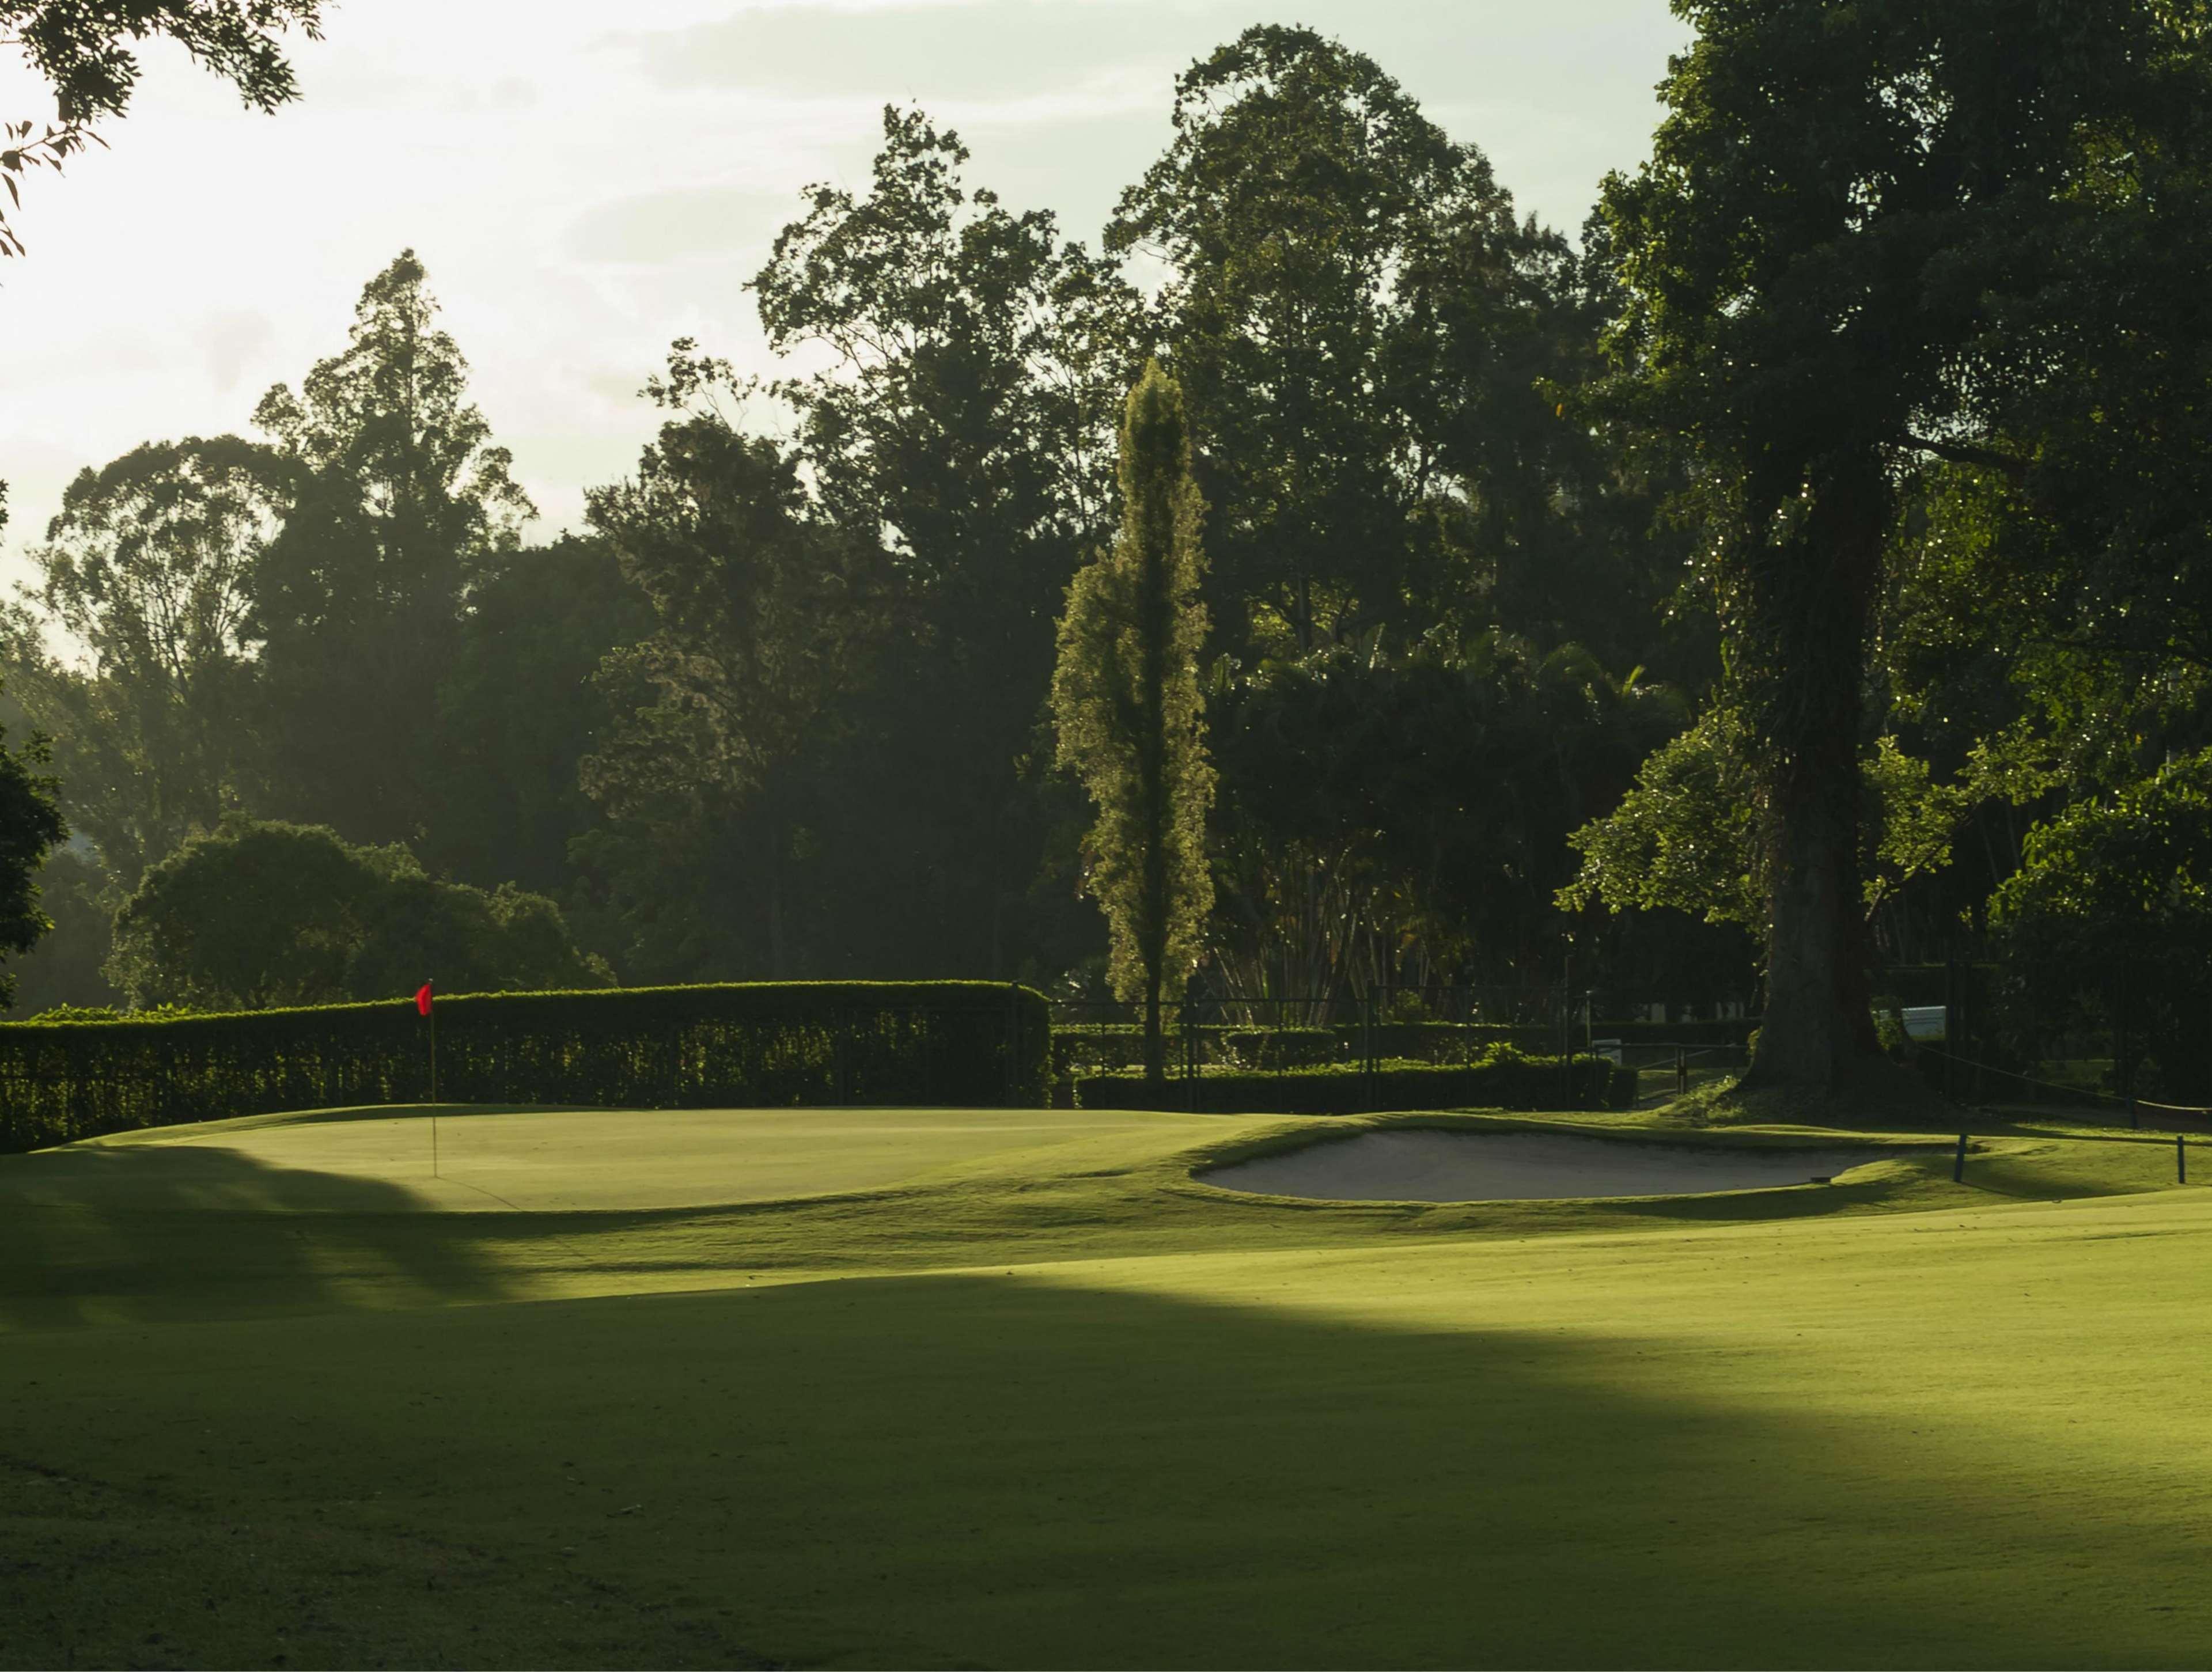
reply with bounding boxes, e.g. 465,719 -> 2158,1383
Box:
1199,1129 -> 1928,1203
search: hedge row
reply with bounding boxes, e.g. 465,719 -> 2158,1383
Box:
1073,1052 -> 1635,1116
0,981 -> 1050,1152
1051,1021 -> 1578,1077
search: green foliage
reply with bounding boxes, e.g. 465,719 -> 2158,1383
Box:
1074,1049 -> 1633,1114
1561,707 -> 1762,930
1354,1022 -> 1562,1063
1595,0 -> 2210,1084
1562,707 -> 1974,940
1212,630 -> 1682,994
587,404 -> 879,814
422,534 -> 652,902
0,681 -> 66,1009
4,846 -> 120,1013
1993,750 -> 2212,1099
108,819 -> 609,1011
0,980 -> 1051,1151
581,382 -> 884,979
0,0 -> 325,257
1219,1028 -> 1340,1070
3,435 -> 281,887
1106,24 -> 1664,668
1052,363 -> 1215,1059
252,250 -> 536,846
743,107 -> 1137,987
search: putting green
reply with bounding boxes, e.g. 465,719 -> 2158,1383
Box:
2,1103 -> 2207,1668
24,1103 -> 1222,1212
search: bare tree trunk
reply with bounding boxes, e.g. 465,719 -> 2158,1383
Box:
1741,450 -> 1887,1091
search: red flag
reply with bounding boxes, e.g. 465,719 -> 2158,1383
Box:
416,981 -> 434,1017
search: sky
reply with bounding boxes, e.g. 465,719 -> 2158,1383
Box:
0,0 -> 1694,587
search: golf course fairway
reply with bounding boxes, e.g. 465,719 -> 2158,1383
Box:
3,1102 -> 2208,1668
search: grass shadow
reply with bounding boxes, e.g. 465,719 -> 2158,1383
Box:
0,1140 -> 520,1329
3,1264 -> 2206,1667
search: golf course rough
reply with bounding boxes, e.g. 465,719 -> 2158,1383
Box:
2,1100 -> 2207,1669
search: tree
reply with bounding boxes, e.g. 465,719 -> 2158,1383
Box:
422,533 -> 652,906
1213,631 -> 1683,1004
2,846 -> 120,1011
1560,709 -> 1967,949
1108,26 -> 1643,662
0,688 -> 67,1008
5,435 -> 282,888
1993,751 -> 2212,1104
252,250 -> 534,845
0,0 -> 324,256
581,357 -> 885,980
108,818 -> 608,1011
752,107 -> 1139,981
1594,0 -> 2207,1092
1052,363 -> 1215,1082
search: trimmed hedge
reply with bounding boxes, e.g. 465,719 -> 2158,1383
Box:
1074,1052 -> 1635,1116
0,981 -> 1050,1152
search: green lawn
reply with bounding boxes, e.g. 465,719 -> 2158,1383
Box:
3,1102 -> 2207,1667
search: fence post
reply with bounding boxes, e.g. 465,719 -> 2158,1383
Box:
1361,987 -> 1374,1111
2118,971 -> 2134,1124
1942,951 -> 1958,1104
1559,958 -> 1574,1107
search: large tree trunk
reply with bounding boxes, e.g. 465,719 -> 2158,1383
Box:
1741,450 -> 1888,1091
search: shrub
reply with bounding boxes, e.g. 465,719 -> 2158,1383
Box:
1220,1027 -> 1341,1068
107,818 -> 611,1011
1340,1022 -> 1558,1064
0,980 -> 1049,1151
1074,1049 -> 1634,1115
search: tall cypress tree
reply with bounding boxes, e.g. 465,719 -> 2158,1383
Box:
1052,362 -> 1215,1083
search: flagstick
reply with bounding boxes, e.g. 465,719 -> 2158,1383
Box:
427,979 -> 439,1178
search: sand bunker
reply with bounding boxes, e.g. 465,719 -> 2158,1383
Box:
1200,1129 -> 1926,1203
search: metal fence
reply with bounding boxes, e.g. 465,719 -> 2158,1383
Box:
1049,986 -> 1681,1110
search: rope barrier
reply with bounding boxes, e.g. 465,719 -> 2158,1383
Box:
1915,1045 -> 2127,1107
1916,1045 -> 2212,1127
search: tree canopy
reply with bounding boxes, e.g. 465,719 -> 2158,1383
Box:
0,0 -> 325,256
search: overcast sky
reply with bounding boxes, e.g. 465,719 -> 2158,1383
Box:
0,1 -> 1692,584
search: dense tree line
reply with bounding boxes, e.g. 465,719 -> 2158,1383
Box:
6,27 -> 1706,1018
6,13 -> 2212,1108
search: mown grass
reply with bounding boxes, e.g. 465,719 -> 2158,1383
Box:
3,1101 -> 2207,1667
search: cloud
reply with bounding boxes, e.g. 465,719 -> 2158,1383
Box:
617,0 -> 1191,101
202,308 -> 278,393
566,183 -> 797,266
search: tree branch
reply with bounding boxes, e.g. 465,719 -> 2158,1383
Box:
1897,431 -> 2032,485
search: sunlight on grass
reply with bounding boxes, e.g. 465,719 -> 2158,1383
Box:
3,1104 -> 2209,1667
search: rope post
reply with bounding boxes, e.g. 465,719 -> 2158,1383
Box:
1953,1132 -> 1968,1184
2180,1133 -> 2188,1185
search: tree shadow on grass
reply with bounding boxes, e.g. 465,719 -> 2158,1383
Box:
5,1264 -> 2203,1669
0,1140 -> 519,1330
